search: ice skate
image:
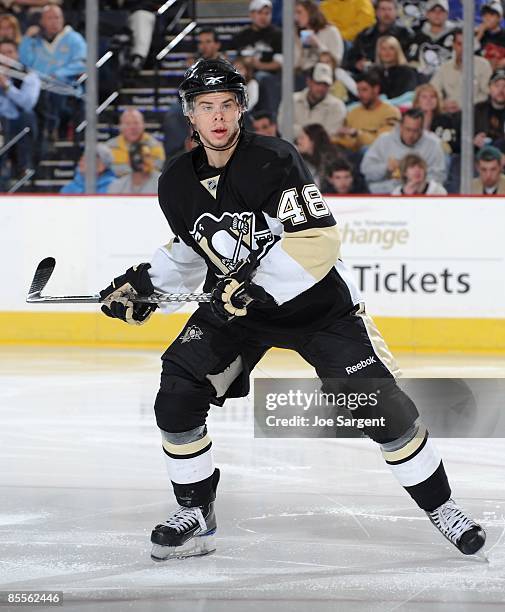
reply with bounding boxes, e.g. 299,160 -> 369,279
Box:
427,498 -> 486,556
150,502 -> 217,561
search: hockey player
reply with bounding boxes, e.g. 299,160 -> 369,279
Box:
99,58 -> 486,561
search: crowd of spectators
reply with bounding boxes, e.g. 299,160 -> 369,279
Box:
2,0 -> 505,195
0,2 -> 86,188
239,0 -> 505,195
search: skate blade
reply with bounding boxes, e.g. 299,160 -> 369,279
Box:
151,532 -> 216,561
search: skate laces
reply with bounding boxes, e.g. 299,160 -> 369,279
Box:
162,506 -> 208,534
428,499 -> 476,543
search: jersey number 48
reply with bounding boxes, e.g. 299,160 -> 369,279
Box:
277,184 -> 331,226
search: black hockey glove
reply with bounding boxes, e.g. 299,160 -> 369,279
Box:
99,263 -> 158,325
211,255 -> 269,322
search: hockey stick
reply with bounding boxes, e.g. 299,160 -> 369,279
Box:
26,257 -> 211,304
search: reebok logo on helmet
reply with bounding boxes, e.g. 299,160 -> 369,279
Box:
204,76 -> 225,85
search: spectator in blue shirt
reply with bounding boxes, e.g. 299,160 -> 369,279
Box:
19,4 -> 86,138
0,38 -> 40,185
19,5 -> 86,84
60,144 -> 117,195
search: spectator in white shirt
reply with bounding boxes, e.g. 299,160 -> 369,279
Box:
294,0 -> 344,72
279,62 -> 347,139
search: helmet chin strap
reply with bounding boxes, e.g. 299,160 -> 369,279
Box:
200,131 -> 241,152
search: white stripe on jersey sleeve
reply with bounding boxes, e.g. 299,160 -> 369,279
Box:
253,239 -> 322,305
149,239 -> 207,313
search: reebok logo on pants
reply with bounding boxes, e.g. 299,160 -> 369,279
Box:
346,356 -> 376,375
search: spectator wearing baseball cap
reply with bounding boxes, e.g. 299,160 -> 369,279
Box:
231,0 -> 282,116
60,144 -> 116,195
472,145 -> 505,194
476,1 -> 505,55
278,62 -> 347,139
249,0 -> 272,10
407,0 -> 457,77
426,0 -> 449,10
474,69 -> 505,150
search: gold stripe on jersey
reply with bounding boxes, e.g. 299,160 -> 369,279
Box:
381,424 -> 428,464
280,225 -> 341,281
162,433 -> 212,456
355,305 -> 401,378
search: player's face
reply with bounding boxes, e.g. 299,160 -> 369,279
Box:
490,79 -> 505,105
190,92 -> 241,149
329,170 -> 353,194
478,159 -> 502,188
427,7 -> 448,28
400,116 -> 423,146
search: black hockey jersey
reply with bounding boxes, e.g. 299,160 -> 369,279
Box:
150,132 -> 361,331
407,22 -> 457,76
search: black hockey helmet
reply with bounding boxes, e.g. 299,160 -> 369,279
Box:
179,58 -> 248,116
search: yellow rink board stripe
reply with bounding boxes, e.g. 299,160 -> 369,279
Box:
0,312 -> 504,353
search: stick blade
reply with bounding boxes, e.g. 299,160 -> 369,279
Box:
27,257 -> 56,300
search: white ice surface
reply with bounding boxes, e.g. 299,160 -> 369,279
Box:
0,347 -> 504,612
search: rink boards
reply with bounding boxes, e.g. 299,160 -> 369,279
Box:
1,194 -> 504,352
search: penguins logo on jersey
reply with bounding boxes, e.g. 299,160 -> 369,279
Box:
180,325 -> 203,343
190,211 -> 275,274
419,42 -> 453,73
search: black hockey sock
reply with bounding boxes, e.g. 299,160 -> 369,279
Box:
172,468 -> 220,507
404,461 -> 451,512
